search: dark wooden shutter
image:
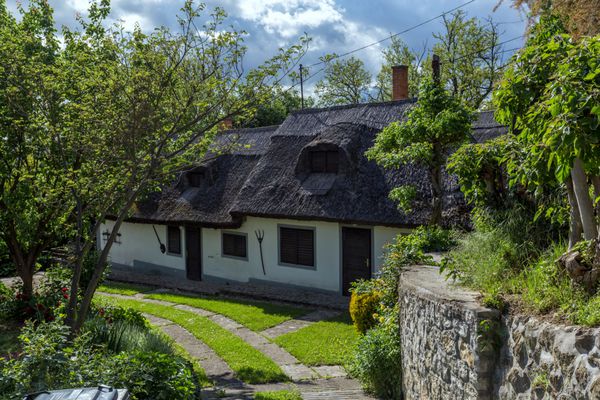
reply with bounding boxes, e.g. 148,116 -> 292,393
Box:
310,151 -> 326,172
188,171 -> 204,187
222,233 -> 246,258
326,151 -> 339,173
280,227 -> 314,267
167,226 -> 181,254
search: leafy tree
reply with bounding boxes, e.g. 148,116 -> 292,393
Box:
0,0 -> 307,331
315,56 -> 372,106
503,0 -> 599,37
493,16 -> 600,291
244,86 -> 314,127
433,11 -> 504,110
373,36 -> 427,101
366,77 -> 474,225
0,0 -> 73,297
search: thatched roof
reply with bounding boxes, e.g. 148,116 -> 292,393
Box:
127,100 -> 506,228
128,126 -> 279,227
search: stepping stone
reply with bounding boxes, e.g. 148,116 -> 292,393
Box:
280,363 -> 318,381
174,303 -> 215,317
208,314 -> 244,330
311,365 -> 347,378
143,314 -> 173,327
262,309 -> 342,339
301,389 -> 376,399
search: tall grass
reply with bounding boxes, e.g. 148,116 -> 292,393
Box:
84,317 -> 173,355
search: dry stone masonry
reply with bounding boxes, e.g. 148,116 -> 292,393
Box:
399,265 -> 600,400
495,315 -> 600,399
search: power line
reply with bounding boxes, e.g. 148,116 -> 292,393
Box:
306,0 -> 477,68
451,35 -> 523,62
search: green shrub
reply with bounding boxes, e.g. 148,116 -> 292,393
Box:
106,351 -> 198,400
349,287 -> 381,334
83,317 -> 173,355
0,320 -> 199,400
349,324 -> 402,400
91,304 -> 148,329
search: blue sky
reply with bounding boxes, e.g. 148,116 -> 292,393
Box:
6,0 -> 528,92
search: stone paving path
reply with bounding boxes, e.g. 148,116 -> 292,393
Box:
99,291 -> 375,399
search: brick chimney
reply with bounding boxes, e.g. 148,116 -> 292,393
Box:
391,65 -> 409,101
220,117 -> 233,131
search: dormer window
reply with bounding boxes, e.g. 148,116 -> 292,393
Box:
188,171 -> 205,187
310,150 -> 338,173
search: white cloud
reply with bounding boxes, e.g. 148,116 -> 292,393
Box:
235,0 -> 344,39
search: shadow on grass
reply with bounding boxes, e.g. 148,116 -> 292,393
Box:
236,366 -> 289,384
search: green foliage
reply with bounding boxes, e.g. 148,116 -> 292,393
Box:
0,0 -> 309,329
0,282 -> 14,319
373,226 -> 456,316
92,304 -> 149,330
433,11 -> 504,110
349,289 -> 381,334
447,228 -> 600,326
315,56 -> 372,105
495,17 -> 600,184
447,136 -> 509,207
245,86 -> 314,127
349,325 -> 402,400
367,78 -> 474,169
388,186 -> 416,213
0,319 -> 199,400
443,228 -> 520,295
366,78 -> 474,223
83,317 -> 170,355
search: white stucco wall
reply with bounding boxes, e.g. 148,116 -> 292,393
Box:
373,225 -> 411,273
99,220 -> 186,272
202,217 -> 340,292
99,217 -> 409,293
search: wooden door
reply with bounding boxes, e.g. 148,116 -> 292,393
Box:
185,226 -> 202,281
342,227 -> 372,295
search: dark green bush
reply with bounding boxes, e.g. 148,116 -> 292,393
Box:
0,320 -> 199,400
349,324 -> 402,400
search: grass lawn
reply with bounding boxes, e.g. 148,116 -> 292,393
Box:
146,292 -> 311,332
98,295 -> 287,384
0,321 -> 20,356
274,313 -> 358,366
254,390 -> 302,400
97,281 -> 154,296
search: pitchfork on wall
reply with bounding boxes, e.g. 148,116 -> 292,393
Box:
255,230 -> 266,275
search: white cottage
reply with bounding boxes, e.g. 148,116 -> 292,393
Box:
98,84 -> 506,295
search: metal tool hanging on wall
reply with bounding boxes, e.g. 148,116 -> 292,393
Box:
255,230 -> 266,275
152,225 -> 166,254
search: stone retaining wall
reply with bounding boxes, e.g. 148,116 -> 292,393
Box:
399,265 -> 600,399
495,315 -> 600,399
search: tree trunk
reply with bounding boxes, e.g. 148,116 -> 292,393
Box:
71,191 -> 139,333
571,158 -> 597,240
430,165 -> 443,226
5,236 -> 34,297
592,175 -> 600,215
566,177 -> 583,249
